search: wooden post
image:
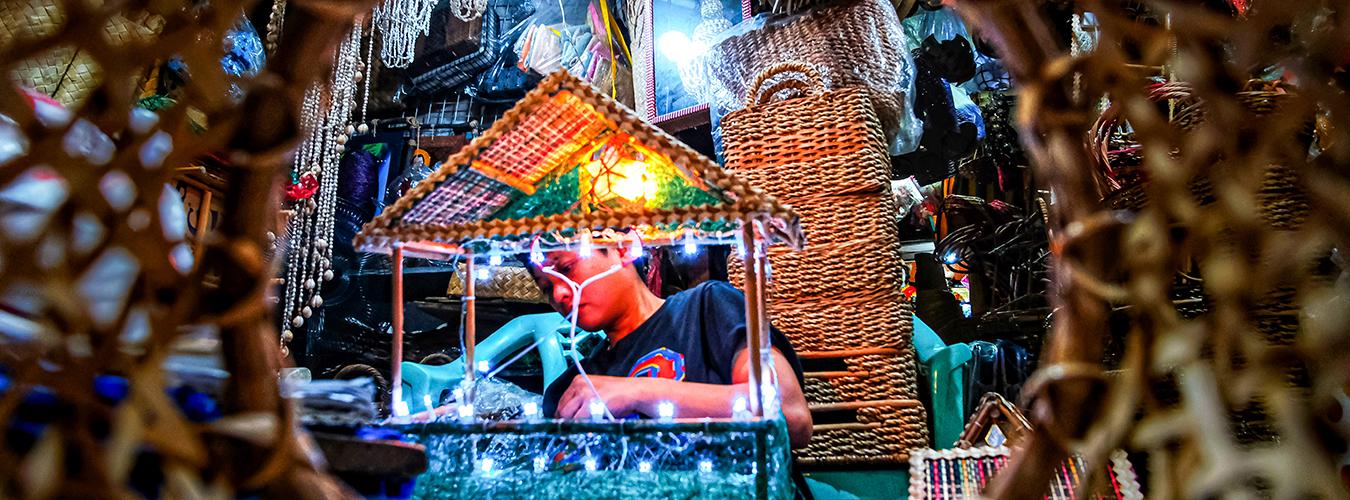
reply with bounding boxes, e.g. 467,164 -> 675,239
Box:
463,253 -> 477,405
391,245 -> 404,411
194,189 -> 212,260
752,226 -> 774,417
740,221 -> 764,417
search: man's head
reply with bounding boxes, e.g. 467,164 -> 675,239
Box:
521,245 -> 648,333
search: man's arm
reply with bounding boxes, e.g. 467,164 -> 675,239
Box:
554,347 -> 813,448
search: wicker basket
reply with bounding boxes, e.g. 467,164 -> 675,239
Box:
721,64 -> 891,198
798,400 -> 928,466
788,192 -> 901,246
767,240 -> 903,298
769,289 -> 913,351
801,348 -> 921,403
704,0 -> 917,154
1,0 -> 162,106
446,264 -> 546,303
1091,81 -> 1308,229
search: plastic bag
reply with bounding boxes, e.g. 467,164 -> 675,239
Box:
700,0 -> 922,157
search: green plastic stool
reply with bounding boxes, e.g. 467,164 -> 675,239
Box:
911,314 -> 971,449
400,313 -> 600,408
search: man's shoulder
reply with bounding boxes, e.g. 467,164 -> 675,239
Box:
675,280 -> 743,302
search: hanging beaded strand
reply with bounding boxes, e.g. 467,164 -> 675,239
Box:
264,0 -> 287,55
372,0 -> 437,68
279,21 -> 363,358
359,20 -> 374,133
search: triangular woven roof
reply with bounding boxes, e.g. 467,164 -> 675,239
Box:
355,70 -> 802,258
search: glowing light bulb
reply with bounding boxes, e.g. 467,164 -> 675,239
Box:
683,232 -> 698,255
629,236 -> 644,259
475,266 -> 490,281
530,240 -> 545,264
476,360 -> 490,374
533,456 -> 548,472
761,383 -> 779,402
657,31 -> 708,67
699,460 -> 713,474
584,457 -> 598,472
479,458 -> 494,474
489,254 -> 503,266
579,233 -> 593,258
657,401 -> 675,421
523,402 -> 540,419
639,461 -> 653,473
392,400 -> 410,417
733,396 -> 749,419
457,403 -> 475,421
943,251 -> 959,264
589,400 -> 605,421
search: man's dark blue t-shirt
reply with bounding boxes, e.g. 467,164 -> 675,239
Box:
542,280 -> 805,417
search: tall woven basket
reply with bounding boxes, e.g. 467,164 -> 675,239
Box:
722,63 -> 928,466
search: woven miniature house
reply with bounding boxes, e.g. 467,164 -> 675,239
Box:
356,70 -> 804,499
355,71 -> 801,255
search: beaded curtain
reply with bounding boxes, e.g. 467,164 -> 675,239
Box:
950,1 -> 1350,498
0,0 -> 375,496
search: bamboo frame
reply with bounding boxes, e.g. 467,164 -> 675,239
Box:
391,245 -> 405,411
740,221 -> 765,417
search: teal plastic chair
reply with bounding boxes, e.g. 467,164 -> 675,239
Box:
400,313 -> 600,407
911,314 -> 971,449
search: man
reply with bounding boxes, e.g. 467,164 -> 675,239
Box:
526,243 -> 813,449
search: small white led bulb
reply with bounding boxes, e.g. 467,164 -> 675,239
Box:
584,457 -> 598,472
476,360 -> 490,374
579,233 -> 593,258
523,401 -> 540,419
589,400 -> 606,421
699,460 -> 713,474
479,458 -> 494,474
638,461 -> 653,473
657,401 -> 675,421
683,232 -> 698,255
533,456 -> 548,472
732,396 -> 749,419
457,403 -> 475,422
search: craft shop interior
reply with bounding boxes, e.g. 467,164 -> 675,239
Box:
2,0 -> 1349,498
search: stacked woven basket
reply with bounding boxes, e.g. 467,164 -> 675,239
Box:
723,63 -> 928,466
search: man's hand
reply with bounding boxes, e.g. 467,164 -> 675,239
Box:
554,374 -> 658,419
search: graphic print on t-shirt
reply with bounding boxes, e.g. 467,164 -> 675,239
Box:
628,347 -> 687,380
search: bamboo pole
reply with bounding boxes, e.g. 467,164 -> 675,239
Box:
463,253 -> 477,405
391,245 -> 404,411
740,221 -> 764,417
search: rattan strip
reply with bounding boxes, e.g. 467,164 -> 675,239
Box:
803,352 -> 921,402
798,403 -> 928,466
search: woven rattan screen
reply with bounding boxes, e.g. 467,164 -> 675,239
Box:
0,0 -> 374,496
951,1 -> 1350,498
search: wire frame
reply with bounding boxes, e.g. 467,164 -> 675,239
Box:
951,1 -> 1350,498
0,0 -> 375,496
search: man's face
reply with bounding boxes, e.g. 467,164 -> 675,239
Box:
528,249 -> 632,332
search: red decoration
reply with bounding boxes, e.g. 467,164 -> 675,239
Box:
285,173 -> 319,200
